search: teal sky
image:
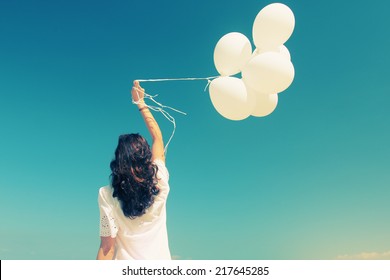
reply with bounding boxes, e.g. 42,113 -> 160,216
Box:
1,0 -> 389,260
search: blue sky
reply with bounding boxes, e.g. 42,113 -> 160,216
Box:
0,0 -> 389,260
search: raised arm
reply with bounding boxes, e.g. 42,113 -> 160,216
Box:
132,81 -> 165,163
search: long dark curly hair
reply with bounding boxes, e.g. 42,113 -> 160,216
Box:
110,134 -> 159,219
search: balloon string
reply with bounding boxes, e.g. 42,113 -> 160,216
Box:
136,75 -> 219,92
132,75 -> 219,153
136,76 -> 219,83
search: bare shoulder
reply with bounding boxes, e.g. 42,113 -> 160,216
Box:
151,138 -> 165,163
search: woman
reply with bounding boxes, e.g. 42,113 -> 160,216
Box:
96,81 -> 171,260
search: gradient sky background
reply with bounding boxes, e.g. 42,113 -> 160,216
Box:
1,0 -> 389,260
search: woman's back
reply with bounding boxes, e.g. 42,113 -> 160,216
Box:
98,159 -> 171,260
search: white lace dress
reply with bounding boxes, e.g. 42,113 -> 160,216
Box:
98,159 -> 171,260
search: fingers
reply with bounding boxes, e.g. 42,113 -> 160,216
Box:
133,81 -> 141,92
133,80 -> 144,92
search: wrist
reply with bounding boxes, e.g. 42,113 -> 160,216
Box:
139,106 -> 149,112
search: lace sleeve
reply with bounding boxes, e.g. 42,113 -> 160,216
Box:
100,214 -> 117,237
98,187 -> 118,238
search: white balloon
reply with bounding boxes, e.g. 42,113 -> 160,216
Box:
252,3 -> 295,49
279,45 -> 291,61
250,91 -> 278,117
209,77 -> 255,121
242,52 -> 294,94
213,32 -> 252,76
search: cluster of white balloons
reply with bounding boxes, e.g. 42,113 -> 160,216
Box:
209,3 -> 295,120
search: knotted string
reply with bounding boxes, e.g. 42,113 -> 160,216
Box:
132,76 -> 219,154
